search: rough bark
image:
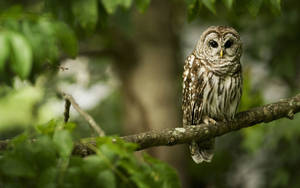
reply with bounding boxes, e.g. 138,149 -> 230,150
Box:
122,93 -> 300,150
67,93 -> 300,156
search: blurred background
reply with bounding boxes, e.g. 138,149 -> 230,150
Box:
0,0 -> 300,187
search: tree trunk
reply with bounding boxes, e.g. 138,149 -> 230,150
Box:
115,0 -> 189,186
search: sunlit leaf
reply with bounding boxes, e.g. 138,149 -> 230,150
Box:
223,0 -> 234,10
101,0 -> 133,14
0,32 -> 10,72
0,85 -> 44,128
270,0 -> 281,13
64,122 -> 77,132
36,119 -> 57,135
101,0 -> 117,13
53,130 -> 73,158
82,155 -> 108,174
123,0 -> 133,8
8,32 -> 33,79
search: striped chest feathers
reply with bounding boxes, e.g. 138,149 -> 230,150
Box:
202,71 -> 241,120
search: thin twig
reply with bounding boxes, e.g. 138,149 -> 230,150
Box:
62,92 -> 105,137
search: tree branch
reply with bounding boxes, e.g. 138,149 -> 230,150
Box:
72,93 -> 300,156
1,94 -> 300,157
122,94 -> 300,150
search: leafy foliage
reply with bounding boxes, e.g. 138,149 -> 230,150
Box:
0,120 -> 180,188
0,83 -> 44,129
0,7 -> 78,83
0,0 -> 152,83
9,31 -> 33,79
186,0 -> 282,21
0,0 -> 283,83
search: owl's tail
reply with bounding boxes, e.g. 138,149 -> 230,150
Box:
189,139 -> 215,163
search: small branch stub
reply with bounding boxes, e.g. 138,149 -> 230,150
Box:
64,98 -> 71,123
62,92 -> 105,137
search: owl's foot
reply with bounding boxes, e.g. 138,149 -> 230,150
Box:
203,116 -> 217,125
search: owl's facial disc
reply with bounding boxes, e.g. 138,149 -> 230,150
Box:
203,32 -> 221,61
199,30 -> 241,63
222,33 -> 240,59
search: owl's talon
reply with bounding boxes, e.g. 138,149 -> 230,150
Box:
203,116 -> 217,125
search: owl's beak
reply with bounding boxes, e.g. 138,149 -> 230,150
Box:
220,49 -> 224,58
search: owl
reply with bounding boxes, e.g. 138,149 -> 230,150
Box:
182,26 -> 243,163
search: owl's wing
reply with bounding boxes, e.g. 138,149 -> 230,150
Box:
182,54 -> 206,126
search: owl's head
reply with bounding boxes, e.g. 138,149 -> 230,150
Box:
195,26 -> 242,63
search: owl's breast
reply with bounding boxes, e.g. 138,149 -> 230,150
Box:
202,73 -> 242,120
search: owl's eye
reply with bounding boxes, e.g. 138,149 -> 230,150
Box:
209,40 -> 218,48
224,39 -> 233,48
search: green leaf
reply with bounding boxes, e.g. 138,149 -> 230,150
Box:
82,155 -> 108,174
21,19 -> 60,65
101,0 -> 133,14
223,0 -> 234,10
0,157 -> 36,178
97,170 -> 116,188
0,32 -> 10,72
37,167 -> 58,188
143,154 -> 181,188
54,22 -> 78,58
270,0 -> 281,13
0,85 -> 44,128
248,0 -> 263,16
8,32 -> 33,79
101,0 -> 117,13
64,122 -> 77,132
187,0 -> 202,22
53,130 -> 73,158
10,133 -> 28,146
202,0 -> 216,14
72,0 -> 98,31
96,137 -> 138,158
36,119 -> 57,135
135,0 -> 151,13
123,0 -> 133,8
